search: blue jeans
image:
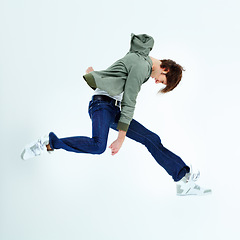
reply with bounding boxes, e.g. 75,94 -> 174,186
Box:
49,97 -> 190,182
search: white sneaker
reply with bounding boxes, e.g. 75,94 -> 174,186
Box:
21,134 -> 53,160
176,167 -> 212,196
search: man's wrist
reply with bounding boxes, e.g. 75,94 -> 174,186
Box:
117,130 -> 126,142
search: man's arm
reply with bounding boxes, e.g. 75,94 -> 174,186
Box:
109,64 -> 148,155
116,64 -> 147,132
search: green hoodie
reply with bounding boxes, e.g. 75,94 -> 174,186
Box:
83,33 -> 154,132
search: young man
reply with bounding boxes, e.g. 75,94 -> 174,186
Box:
21,33 -> 212,196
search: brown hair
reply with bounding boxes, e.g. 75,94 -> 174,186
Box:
159,59 -> 185,93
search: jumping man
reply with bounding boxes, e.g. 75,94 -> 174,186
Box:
21,33 -> 212,196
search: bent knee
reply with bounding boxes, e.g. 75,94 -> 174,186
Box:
92,142 -> 107,155
152,133 -> 161,143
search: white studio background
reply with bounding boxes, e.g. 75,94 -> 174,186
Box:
0,0 -> 240,239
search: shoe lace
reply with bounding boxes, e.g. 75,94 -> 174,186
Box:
189,170 -> 200,182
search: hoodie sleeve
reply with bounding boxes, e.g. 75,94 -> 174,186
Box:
117,63 -> 148,132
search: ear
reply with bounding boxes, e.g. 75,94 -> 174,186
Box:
163,68 -> 169,74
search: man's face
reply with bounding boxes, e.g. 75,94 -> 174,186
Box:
151,61 -> 168,85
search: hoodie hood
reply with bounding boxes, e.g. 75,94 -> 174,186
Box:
129,33 -> 154,57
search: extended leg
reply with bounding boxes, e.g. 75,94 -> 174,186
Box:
110,118 -> 189,181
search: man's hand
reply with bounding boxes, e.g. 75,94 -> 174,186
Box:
109,139 -> 124,156
86,66 -> 94,74
109,130 -> 126,156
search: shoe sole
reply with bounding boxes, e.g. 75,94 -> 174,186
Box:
21,147 -> 53,160
177,191 -> 212,196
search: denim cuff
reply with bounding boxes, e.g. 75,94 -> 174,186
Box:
175,166 -> 190,182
